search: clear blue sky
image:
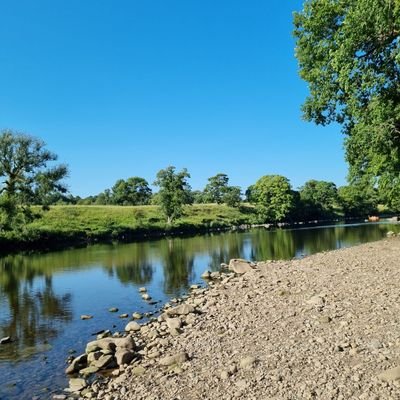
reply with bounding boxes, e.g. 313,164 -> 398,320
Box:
0,0 -> 347,197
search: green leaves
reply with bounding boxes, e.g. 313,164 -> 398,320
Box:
294,0 -> 400,205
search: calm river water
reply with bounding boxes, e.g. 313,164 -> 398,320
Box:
0,222 -> 399,399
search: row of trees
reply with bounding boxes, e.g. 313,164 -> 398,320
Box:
0,130 -> 382,230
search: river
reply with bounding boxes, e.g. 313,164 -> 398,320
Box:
0,222 -> 398,399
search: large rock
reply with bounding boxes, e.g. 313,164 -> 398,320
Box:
69,378 -> 88,392
86,338 -> 116,354
114,336 -> 136,351
65,353 -> 87,374
125,321 -> 141,332
228,259 -> 253,274
115,349 -> 135,366
377,366 -> 400,382
91,354 -> 115,369
166,304 -> 195,316
159,352 -> 188,366
166,317 -> 182,331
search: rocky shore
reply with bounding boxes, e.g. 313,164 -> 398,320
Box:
61,237 -> 400,399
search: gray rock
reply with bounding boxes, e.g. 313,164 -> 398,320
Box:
139,287 -> 147,293
125,321 -> 141,332
114,336 -> 136,351
86,338 -> 116,354
87,351 -> 103,364
142,293 -> 152,301
115,349 -> 135,366
166,317 -> 182,331
69,378 -> 88,392
201,270 -> 211,279
79,366 -> 99,376
91,354 -> 115,369
166,304 -> 195,316
228,259 -> 253,274
159,352 -> 188,366
80,315 -> 93,320
307,295 -> 325,307
132,312 -> 142,320
119,313 -> 129,319
377,366 -> 400,382
65,353 -> 87,374
108,307 -> 118,313
240,356 -> 256,369
132,366 -> 146,376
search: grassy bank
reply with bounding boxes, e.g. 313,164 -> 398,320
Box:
0,204 -> 257,252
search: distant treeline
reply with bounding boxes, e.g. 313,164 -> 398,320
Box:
48,172 -> 380,223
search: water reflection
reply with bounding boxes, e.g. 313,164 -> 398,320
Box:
0,222 -> 399,384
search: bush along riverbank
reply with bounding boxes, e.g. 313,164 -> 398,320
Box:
59,237 -> 400,400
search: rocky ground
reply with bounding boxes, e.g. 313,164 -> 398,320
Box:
63,237 -> 400,400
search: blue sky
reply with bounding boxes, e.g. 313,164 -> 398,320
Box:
0,0 -> 346,197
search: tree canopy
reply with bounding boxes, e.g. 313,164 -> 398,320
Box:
153,166 -> 192,224
0,130 -> 68,230
111,177 -> 152,206
294,0 -> 400,207
249,175 -> 295,223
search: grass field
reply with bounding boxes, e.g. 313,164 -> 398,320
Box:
0,204 -> 257,252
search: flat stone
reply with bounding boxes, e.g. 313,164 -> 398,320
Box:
139,287 -> 147,293
108,307 -> 119,313
159,352 -> 188,366
132,367 -> 146,376
132,312 -> 142,320
119,314 -> 129,319
229,259 -> 253,274
240,356 -> 256,369
166,304 -> 195,316
80,315 -> 93,320
86,338 -> 116,354
166,317 -> 182,331
91,355 -> 115,369
69,378 -> 88,392
377,366 -> 400,382
125,321 -> 141,332
142,293 -> 152,301
79,366 -> 99,376
114,336 -> 135,351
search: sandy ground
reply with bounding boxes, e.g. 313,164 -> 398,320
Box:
73,237 -> 400,400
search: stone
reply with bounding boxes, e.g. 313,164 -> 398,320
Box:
307,295 -> 325,307
165,317 -> 182,331
0,336 -> 11,344
142,293 -> 152,301
228,259 -> 253,274
79,366 -> 99,376
166,304 -> 195,316
65,353 -> 87,374
92,355 -> 115,369
240,356 -> 256,369
159,352 -> 188,366
86,338 -> 116,354
87,351 -> 103,364
52,395 -> 67,400
69,378 -> 88,392
221,370 -> 230,380
132,367 -> 146,376
201,270 -> 211,279
125,321 -> 141,332
139,287 -> 147,293
96,330 -> 111,340
119,314 -> 129,319
132,312 -> 142,320
108,307 -> 118,313
114,336 -> 136,351
377,366 -> 400,382
80,315 -> 93,320
115,349 -> 135,366
387,231 -> 396,237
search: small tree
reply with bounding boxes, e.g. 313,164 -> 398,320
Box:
250,175 -> 295,223
153,166 -> 192,224
0,130 -> 68,230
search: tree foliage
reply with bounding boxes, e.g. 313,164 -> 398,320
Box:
249,175 -> 295,223
203,173 -> 230,204
0,130 -> 68,230
299,180 -> 338,220
111,177 -> 152,206
294,0 -> 400,206
153,166 -> 192,223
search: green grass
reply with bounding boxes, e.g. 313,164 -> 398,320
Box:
0,204 -> 257,252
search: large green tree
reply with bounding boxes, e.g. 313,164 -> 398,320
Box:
249,175 -> 295,223
203,173 -> 230,204
299,180 -> 338,220
111,177 -> 152,206
294,0 -> 400,207
0,130 -> 68,230
153,166 -> 192,224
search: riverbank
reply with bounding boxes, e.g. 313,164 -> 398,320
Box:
63,236 -> 400,399
0,204 -> 256,253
